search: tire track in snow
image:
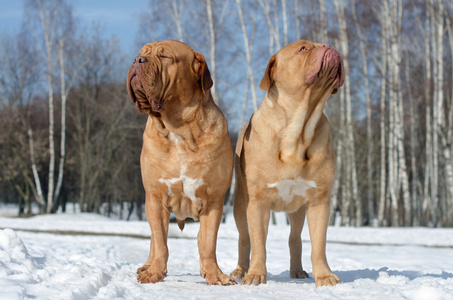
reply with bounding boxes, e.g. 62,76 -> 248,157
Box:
2,226 -> 453,249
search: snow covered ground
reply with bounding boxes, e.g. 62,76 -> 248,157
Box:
1,208 -> 453,299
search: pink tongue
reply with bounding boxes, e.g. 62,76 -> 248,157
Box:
305,49 -> 345,88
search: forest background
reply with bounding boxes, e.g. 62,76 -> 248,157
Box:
1,0 -> 452,228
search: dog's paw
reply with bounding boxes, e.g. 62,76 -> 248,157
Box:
136,264 -> 150,274
205,272 -> 237,285
137,268 -> 166,284
314,273 -> 341,287
230,267 -> 247,279
241,273 -> 266,285
290,269 -> 309,279
137,265 -> 167,283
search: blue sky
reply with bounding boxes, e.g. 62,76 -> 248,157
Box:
0,0 -> 148,57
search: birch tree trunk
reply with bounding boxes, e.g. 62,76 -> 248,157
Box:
352,0 -> 374,224
334,0 -> 360,226
167,0 -> 184,42
422,0 -> 433,226
259,0 -> 281,54
206,0 -> 218,104
379,0 -> 398,227
434,0 -> 444,226
318,0 -> 328,42
381,0 -> 410,226
405,53 -> 418,226
293,0 -> 301,40
445,15 -> 453,226
272,0 -> 280,49
430,0 -> 440,226
54,10 -> 88,213
281,0 -> 288,45
37,0 -> 57,214
391,0 -> 411,226
440,131 -> 453,226
387,48 -> 398,227
377,12 -> 388,226
53,31 -> 66,212
331,83 -> 345,225
424,106 -> 433,225
236,0 -> 258,111
27,128 -> 46,210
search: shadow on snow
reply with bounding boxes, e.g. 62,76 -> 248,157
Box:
267,267 -> 453,284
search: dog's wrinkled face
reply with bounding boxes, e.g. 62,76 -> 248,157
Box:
126,40 -> 212,115
259,40 -> 344,96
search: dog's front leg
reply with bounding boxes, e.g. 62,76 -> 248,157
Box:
198,201 -> 236,285
137,195 -> 170,284
241,200 -> 271,285
306,199 -> 341,287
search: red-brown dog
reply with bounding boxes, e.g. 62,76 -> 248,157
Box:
231,40 -> 344,287
127,40 -> 235,285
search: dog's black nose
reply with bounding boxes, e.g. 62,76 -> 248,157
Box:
133,56 -> 147,65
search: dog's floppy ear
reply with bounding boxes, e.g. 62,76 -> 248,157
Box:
193,52 -> 213,94
259,55 -> 277,93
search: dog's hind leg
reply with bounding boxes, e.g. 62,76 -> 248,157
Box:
198,199 -> 236,285
230,176 -> 251,280
287,205 -> 309,279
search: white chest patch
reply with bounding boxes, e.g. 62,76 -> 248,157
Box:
159,165 -> 204,203
267,177 -> 317,204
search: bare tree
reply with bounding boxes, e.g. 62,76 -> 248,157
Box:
206,0 -> 218,104
24,0 -> 82,213
36,0 -> 59,213
330,73 -> 345,225
236,0 -> 258,111
53,2 -> 88,211
0,33 -> 44,213
429,0 -> 446,226
259,0 -> 280,55
444,12 -> 453,226
318,0 -> 328,42
377,14 -> 388,226
334,0 -> 360,226
167,0 -> 184,42
352,0 -> 374,223
281,0 -> 288,45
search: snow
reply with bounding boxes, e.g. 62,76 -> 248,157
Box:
1,210 -> 453,299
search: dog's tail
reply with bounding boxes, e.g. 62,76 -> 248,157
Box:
177,219 -> 185,231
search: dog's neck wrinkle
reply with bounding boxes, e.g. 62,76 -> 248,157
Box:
302,89 -> 331,145
154,93 -> 210,152
151,116 -> 169,136
278,89 -> 330,164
